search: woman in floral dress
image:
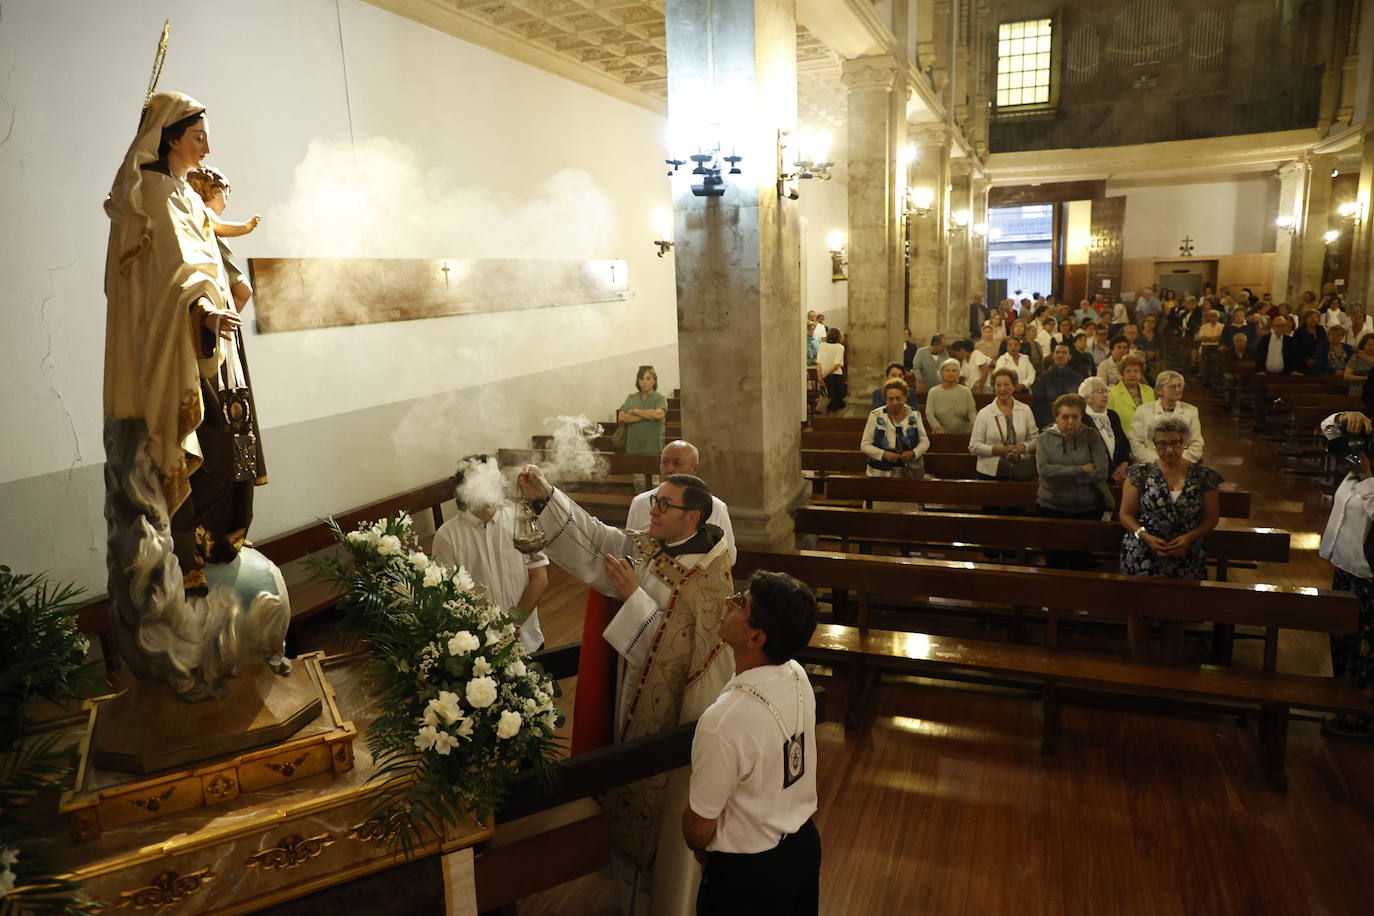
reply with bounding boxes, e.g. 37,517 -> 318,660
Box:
1118,415 -> 1222,659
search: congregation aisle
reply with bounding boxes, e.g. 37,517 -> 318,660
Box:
522,395 -> 1374,916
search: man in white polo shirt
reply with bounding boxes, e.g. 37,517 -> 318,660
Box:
625,439 -> 736,564
682,571 -> 821,915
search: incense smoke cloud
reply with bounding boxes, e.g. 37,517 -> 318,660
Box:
454,455 -> 510,512
539,415 -> 608,484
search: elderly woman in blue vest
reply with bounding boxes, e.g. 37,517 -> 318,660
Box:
861,377 -> 930,478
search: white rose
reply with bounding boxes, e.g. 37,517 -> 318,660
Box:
523,698 -> 539,714
423,565 -> 445,588
447,631 -> 480,656
452,568 -> 475,592
428,690 -> 463,725
346,530 -> 367,544
378,535 -> 402,556
505,660 -> 527,678
408,552 -> 428,570
472,656 -> 493,677
496,710 -> 523,739
432,730 -> 458,755
0,846 -> 17,867
414,724 -> 439,751
466,676 -> 498,708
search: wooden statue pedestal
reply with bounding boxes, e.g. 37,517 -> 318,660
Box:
49,654 -> 492,915
59,651 -> 356,843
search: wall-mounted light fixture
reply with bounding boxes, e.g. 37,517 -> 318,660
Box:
1337,200 -> 1366,224
971,222 -> 989,239
826,231 -> 848,282
1324,229 -> 1341,245
949,210 -> 971,236
777,128 -> 834,200
652,207 -> 674,257
906,186 -> 935,218
1275,215 -> 1297,234
666,142 -> 741,198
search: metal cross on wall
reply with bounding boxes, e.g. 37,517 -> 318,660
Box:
1179,236 -> 1195,256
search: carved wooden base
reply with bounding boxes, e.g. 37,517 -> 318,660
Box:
48,655 -> 491,915
59,652 -> 355,843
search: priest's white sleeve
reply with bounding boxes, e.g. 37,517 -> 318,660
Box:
602,588 -> 661,669
536,489 -> 634,597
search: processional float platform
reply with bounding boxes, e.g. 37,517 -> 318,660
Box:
48,653 -> 492,914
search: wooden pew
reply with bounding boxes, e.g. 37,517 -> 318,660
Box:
803,450 -> 978,478
733,548 -> 1363,790
794,505 -> 1288,582
821,475 -> 1253,519
801,430 -> 971,452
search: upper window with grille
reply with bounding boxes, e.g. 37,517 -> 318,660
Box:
996,18 -> 1054,110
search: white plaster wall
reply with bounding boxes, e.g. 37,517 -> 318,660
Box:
1108,177 -> 1275,260
798,178 -> 850,332
0,0 -> 676,590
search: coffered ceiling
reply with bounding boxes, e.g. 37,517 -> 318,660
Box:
369,1 -> 848,143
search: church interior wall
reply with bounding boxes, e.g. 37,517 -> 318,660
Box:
0,0 -> 679,592
1108,176 -> 1277,263
798,177 -> 850,333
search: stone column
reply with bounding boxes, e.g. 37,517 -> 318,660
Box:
946,160 -> 973,337
1299,153 -> 1339,296
1272,161 -> 1307,303
664,0 -> 806,550
843,54 -> 903,406
1348,128 -> 1374,305
905,123 -> 948,341
966,174 -> 990,322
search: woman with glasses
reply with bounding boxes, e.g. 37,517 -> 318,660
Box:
1118,414 -> 1222,580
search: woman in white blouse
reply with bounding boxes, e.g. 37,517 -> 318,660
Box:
861,378 -> 931,478
969,368 -> 1039,478
993,336 -> 1037,389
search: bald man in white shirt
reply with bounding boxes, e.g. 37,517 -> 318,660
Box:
625,440 -> 737,564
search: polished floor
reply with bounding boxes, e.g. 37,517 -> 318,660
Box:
521,393 -> 1374,916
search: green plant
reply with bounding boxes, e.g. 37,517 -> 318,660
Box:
314,513 -> 564,853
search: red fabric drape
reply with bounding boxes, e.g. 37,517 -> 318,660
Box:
570,589 -> 621,756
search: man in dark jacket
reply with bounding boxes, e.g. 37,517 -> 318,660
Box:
968,293 -> 989,338
1031,343 -> 1086,428
1252,315 -> 1305,430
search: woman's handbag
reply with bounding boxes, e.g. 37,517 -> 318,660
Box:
611,418 -> 628,450
995,414 -> 1037,481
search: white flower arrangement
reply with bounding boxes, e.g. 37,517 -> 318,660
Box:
320,512 -> 564,843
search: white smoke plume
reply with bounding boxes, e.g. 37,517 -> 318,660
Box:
454,455 -> 511,513
539,415 -> 608,484
266,136 -> 618,261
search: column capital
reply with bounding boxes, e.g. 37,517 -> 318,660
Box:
842,55 -> 900,92
949,157 -> 974,177
1277,160 -> 1308,180
907,122 -> 946,146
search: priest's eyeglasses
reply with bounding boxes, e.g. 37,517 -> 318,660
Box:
647,495 -> 692,513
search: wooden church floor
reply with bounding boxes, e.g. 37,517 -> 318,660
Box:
516,395 -> 1374,915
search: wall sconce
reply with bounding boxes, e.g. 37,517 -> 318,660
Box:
1337,201 -> 1366,224
1324,229 -> 1341,245
950,209 -> 971,234
666,143 -> 741,198
826,231 -> 848,282
1275,215 -> 1296,234
906,186 -> 935,218
652,207 -> 673,258
971,222 -> 989,238
777,128 -> 834,200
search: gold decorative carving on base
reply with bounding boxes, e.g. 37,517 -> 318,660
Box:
346,811 -> 406,844
117,867 -> 215,910
59,652 -> 356,842
244,832 -> 336,871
